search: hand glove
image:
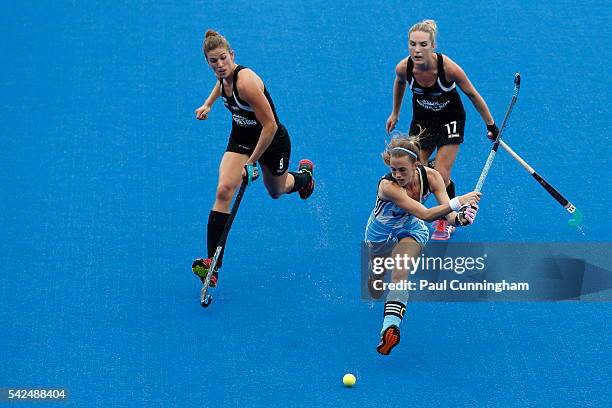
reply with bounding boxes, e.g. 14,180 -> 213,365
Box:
455,203 -> 479,226
244,163 -> 260,185
487,123 -> 499,141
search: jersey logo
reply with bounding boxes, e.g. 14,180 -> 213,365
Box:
416,99 -> 450,111
231,113 -> 257,127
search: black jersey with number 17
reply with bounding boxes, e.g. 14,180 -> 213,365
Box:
407,53 -> 465,120
220,65 -> 280,146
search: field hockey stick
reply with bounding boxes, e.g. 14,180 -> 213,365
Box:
498,139 -> 583,227
474,73 -> 521,192
200,178 -> 248,308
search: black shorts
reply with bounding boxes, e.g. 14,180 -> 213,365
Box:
225,123 -> 291,176
409,115 -> 465,151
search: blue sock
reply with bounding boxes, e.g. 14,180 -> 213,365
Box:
380,289 -> 409,334
380,301 -> 406,334
381,313 -> 402,334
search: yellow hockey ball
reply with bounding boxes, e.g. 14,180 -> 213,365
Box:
343,373 -> 356,387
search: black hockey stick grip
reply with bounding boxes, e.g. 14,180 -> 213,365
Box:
531,172 -> 569,207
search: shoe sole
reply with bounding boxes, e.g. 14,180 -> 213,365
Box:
431,225 -> 455,241
377,325 -> 400,355
431,233 -> 450,241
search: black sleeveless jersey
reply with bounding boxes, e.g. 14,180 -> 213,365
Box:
407,53 -> 465,120
220,65 -> 280,143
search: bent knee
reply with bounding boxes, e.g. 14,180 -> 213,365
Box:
268,191 -> 283,199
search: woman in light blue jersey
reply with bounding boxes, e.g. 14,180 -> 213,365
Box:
365,132 -> 480,355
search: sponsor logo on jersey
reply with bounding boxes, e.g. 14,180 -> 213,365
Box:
417,99 -> 450,111
232,113 -> 258,127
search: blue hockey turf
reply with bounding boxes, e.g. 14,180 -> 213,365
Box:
1,1 -> 610,407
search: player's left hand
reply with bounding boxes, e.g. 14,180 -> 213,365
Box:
456,203 -> 479,226
243,163 -> 260,185
486,123 -> 499,141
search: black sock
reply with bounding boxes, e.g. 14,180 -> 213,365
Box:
446,180 -> 456,199
288,171 -> 311,193
437,180 -> 456,222
207,210 -> 230,268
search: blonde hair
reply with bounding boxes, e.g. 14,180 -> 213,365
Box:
203,29 -> 232,57
408,19 -> 438,44
382,127 -> 425,165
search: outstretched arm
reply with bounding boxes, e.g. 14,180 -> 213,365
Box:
379,180 -> 481,222
195,82 -> 221,120
386,59 -> 409,134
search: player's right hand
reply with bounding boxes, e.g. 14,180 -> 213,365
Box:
195,104 -> 211,120
386,113 -> 398,134
486,123 -> 499,141
459,191 -> 482,206
457,203 -> 479,226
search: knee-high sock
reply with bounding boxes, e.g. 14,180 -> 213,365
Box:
288,171 -> 311,193
437,180 -> 456,222
446,180 -> 456,199
381,289 -> 409,334
207,210 -> 230,268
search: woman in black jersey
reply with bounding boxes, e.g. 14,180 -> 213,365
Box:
192,30 -> 315,286
385,19 -> 497,240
